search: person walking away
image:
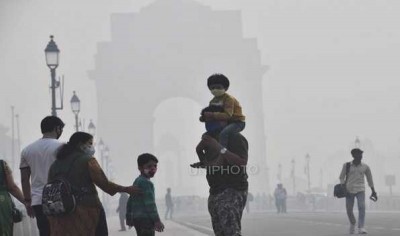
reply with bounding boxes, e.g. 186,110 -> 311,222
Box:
20,116 -> 65,236
165,188 -> 174,220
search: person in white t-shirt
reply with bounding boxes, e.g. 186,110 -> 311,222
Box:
20,116 -> 64,236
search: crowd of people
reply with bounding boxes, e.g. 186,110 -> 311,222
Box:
0,74 -> 378,236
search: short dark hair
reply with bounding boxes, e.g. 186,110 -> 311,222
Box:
137,153 -> 158,167
351,148 -> 363,156
207,74 -> 230,90
41,116 -> 65,133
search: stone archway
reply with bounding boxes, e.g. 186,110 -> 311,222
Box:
153,97 -> 207,196
89,0 -> 269,193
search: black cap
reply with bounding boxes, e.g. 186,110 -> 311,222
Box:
351,148 -> 363,156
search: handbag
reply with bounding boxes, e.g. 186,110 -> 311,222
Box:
334,162 -> 351,198
11,200 -> 23,223
0,160 -> 23,223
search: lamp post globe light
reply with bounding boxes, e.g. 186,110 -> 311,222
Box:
44,35 -> 60,116
98,138 -> 105,168
355,136 -> 361,148
98,138 -> 105,152
104,146 -> 110,157
104,146 -> 110,175
88,120 -> 96,136
97,139 -> 106,208
70,91 -> 81,131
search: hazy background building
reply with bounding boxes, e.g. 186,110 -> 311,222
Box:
1,0 -> 400,197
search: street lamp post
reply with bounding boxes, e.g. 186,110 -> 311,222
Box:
98,138 -> 105,168
15,114 -> 21,159
104,146 -> 112,213
291,159 -> 296,195
97,139 -> 107,211
104,146 -> 110,177
319,168 -> 323,189
277,163 -> 282,181
70,91 -> 81,131
305,154 -> 311,192
45,35 -> 63,116
10,106 -> 15,171
88,120 -> 96,136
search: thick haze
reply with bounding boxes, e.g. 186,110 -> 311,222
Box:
1,0 -> 400,196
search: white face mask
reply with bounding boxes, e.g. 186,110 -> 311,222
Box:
83,145 -> 96,156
211,89 -> 225,97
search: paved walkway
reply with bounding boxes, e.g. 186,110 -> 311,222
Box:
107,215 -> 208,236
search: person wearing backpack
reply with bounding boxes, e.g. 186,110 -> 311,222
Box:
20,116 -> 65,236
339,148 -> 377,234
46,132 -> 141,236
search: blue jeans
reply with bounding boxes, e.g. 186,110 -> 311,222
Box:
346,191 -> 365,228
219,122 -> 245,148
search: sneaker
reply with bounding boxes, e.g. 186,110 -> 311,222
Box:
358,228 -> 368,234
349,224 -> 356,234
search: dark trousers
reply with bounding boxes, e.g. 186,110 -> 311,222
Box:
133,219 -> 155,236
95,206 -> 108,236
32,205 -> 50,236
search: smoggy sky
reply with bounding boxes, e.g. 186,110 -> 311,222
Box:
1,0 -> 400,195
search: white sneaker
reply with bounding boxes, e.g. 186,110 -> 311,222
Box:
358,228 -> 368,234
349,224 -> 356,234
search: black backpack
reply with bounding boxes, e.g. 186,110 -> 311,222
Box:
42,158 -> 78,216
334,162 -> 351,198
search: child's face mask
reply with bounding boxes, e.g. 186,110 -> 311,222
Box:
211,89 -> 225,97
143,167 -> 157,177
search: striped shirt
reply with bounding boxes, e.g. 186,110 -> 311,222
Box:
339,162 -> 374,194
